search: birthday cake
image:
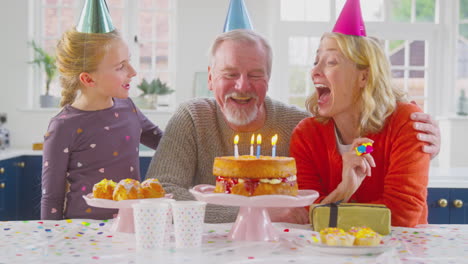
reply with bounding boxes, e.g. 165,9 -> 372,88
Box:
213,155 -> 298,196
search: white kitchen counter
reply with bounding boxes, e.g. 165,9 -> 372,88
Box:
1,149 -> 467,188
0,149 -> 42,160
0,148 -> 155,160
428,167 -> 468,188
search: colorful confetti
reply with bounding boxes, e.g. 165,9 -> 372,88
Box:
0,220 -> 467,263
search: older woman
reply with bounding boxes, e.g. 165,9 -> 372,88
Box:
290,32 -> 429,227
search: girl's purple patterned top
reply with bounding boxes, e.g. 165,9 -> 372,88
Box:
41,98 -> 162,220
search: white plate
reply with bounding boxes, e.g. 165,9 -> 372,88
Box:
310,235 -> 399,255
82,193 -> 173,209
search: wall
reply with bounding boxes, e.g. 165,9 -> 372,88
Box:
438,117 -> 468,168
0,0 -> 273,149
1,0 -> 32,148
4,1 -> 465,167
175,0 -> 272,104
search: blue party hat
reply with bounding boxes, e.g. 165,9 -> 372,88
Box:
76,0 -> 115,33
223,0 -> 253,32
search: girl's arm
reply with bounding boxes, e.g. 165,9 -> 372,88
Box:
132,102 -> 163,150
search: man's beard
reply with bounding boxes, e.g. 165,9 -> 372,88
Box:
223,93 -> 259,126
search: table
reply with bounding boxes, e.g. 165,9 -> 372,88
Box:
1,219 -> 468,264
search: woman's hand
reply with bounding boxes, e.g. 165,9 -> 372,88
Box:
268,207 -> 310,224
340,138 -> 376,198
343,138 -> 375,173
322,138 -> 376,204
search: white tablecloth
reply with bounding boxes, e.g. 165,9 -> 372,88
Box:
1,219 -> 467,264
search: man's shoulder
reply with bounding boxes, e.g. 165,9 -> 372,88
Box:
178,97 -> 217,110
176,98 -> 217,116
268,97 -> 311,120
168,98 -> 218,125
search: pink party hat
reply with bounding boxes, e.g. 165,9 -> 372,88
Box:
332,0 -> 366,36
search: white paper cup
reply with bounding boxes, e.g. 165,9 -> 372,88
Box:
132,201 -> 170,250
171,201 -> 206,248
141,198 -> 175,244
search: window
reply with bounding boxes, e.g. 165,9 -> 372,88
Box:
280,0 -> 330,22
287,36 -> 320,108
458,0 -> 468,103
388,39 -> 427,107
280,0 -> 383,22
274,0 -> 444,114
31,0 -> 176,109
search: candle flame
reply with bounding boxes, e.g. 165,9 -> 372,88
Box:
234,135 -> 239,144
250,134 -> 255,145
272,134 -> 278,146
256,134 -> 262,144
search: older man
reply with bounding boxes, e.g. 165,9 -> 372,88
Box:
146,29 -> 440,223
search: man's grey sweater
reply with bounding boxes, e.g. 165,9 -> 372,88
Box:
146,97 -> 310,223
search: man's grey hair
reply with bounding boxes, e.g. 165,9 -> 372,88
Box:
208,29 -> 273,78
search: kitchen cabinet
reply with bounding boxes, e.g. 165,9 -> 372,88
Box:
0,154 -> 154,220
140,156 -> 152,181
17,156 -> 43,220
6,152 -> 465,224
427,188 -> 468,224
0,157 -> 21,220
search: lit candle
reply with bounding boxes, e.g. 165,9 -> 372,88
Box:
271,134 -> 278,157
234,135 -> 239,158
256,134 -> 262,158
250,134 -> 255,156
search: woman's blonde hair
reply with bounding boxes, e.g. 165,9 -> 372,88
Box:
305,32 -> 408,136
55,28 -> 121,107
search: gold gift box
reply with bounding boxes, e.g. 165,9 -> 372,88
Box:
310,203 -> 391,235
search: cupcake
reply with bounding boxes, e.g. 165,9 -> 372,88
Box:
92,178 -> 116,200
320,227 -> 354,246
325,232 -> 355,246
112,178 -> 144,201
349,226 -> 382,246
141,178 -> 166,198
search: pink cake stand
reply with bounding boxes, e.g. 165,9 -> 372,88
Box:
83,193 -> 173,233
190,184 -> 318,242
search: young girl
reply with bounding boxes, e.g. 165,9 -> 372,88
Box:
41,28 -> 163,220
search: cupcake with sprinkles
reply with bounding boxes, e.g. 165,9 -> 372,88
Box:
320,227 -> 355,246
349,226 -> 382,246
92,178 -> 117,200
112,178 -> 144,201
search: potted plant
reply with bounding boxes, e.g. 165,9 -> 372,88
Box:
136,78 -> 174,109
29,41 -> 58,108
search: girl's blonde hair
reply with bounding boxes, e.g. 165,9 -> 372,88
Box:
55,29 -> 121,107
305,32 -> 408,136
